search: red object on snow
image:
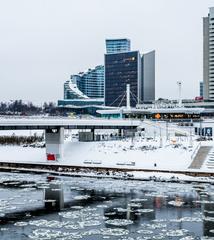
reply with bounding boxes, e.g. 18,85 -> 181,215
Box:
47,154 -> 56,161
195,96 -> 203,101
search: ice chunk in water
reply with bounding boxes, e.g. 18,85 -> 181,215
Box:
105,219 -> 133,226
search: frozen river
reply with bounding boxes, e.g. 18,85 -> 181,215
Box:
0,172 -> 214,239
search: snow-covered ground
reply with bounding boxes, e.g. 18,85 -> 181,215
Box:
129,171 -> 214,183
0,120 -> 214,182
0,145 -> 45,163
0,136 -> 198,171
0,130 -> 43,136
62,137 -> 197,171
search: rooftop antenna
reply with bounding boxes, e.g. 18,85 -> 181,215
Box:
177,81 -> 182,107
126,84 -> 131,110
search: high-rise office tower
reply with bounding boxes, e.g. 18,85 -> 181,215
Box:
104,39 -> 155,107
105,51 -> 141,107
142,51 -> 155,102
106,38 -> 131,54
203,7 -> 214,100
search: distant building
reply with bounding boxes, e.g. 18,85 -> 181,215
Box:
200,81 -> 204,97
203,7 -> 214,100
104,39 -> 155,107
60,38 -> 155,113
64,65 -> 104,100
106,38 -> 131,54
78,65 -> 104,98
142,51 -> 155,102
105,51 -> 141,107
58,98 -> 105,116
64,77 -> 88,100
61,65 -> 104,114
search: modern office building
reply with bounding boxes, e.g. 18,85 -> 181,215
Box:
64,65 -> 104,100
106,38 -> 131,54
142,51 -> 155,102
64,77 -> 88,100
203,7 -> 214,100
104,40 -> 155,107
60,65 -> 104,114
78,65 -> 104,98
58,98 -> 104,115
60,38 -> 155,113
105,51 -> 141,107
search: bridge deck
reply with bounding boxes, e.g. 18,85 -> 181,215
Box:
0,118 -> 141,130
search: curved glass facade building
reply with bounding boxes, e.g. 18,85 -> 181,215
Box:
64,78 -> 88,100
64,65 -> 104,99
79,65 -> 104,98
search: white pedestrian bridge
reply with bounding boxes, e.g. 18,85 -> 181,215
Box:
0,117 -> 141,161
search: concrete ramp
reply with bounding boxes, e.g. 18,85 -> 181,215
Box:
188,146 -> 212,169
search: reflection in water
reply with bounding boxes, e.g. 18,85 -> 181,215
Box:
104,194 -> 155,226
0,172 -> 214,239
44,183 -> 64,210
203,193 -> 214,237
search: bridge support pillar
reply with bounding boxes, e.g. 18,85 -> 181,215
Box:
91,128 -> 95,141
118,129 -> 123,137
45,127 -> 64,161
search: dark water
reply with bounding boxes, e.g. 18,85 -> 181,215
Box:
0,172 -> 214,239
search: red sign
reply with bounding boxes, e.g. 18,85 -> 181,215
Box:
47,154 -> 56,161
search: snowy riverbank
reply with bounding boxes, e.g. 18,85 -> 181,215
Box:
0,136 -> 198,171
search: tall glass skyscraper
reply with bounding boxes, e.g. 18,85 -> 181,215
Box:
105,51 -> 141,107
141,51 -> 155,102
203,7 -> 214,100
106,39 -> 131,54
104,39 -> 155,107
64,65 -> 104,100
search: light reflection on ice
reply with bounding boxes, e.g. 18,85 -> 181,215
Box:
105,219 -> 133,226
166,229 -> 189,237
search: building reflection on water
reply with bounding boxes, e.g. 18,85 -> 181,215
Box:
203,194 -> 214,237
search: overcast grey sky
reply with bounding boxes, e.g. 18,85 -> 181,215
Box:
0,0 -> 213,103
